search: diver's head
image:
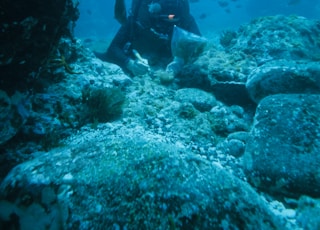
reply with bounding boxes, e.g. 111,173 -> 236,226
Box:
148,0 -> 189,23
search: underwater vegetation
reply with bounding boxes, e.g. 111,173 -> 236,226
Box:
219,30 -> 237,48
82,87 -> 126,123
47,54 -> 82,74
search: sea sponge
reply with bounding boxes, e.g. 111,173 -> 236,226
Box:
219,30 -> 237,48
154,69 -> 175,84
82,87 -> 126,123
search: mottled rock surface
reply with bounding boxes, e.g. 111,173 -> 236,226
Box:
174,88 -> 217,112
243,94 -> 320,197
0,128 -> 286,229
230,15 -> 320,64
296,196 -> 320,229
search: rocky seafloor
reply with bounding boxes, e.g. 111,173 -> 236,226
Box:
1,13 -> 320,229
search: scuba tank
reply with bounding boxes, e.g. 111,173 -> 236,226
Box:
114,0 -> 143,24
114,0 -> 127,24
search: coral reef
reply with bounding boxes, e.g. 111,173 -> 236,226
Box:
219,30 -> 237,48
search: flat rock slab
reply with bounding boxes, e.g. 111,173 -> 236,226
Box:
246,60 -> 320,103
243,94 -> 320,197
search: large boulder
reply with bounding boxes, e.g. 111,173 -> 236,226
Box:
0,128 -> 286,229
177,15 -> 320,105
243,94 -> 320,197
229,15 -> 320,64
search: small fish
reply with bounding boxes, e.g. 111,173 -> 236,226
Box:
287,0 -> 300,6
218,0 -> 229,8
83,38 -> 93,43
199,13 -> 207,19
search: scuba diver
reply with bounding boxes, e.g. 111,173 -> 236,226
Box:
95,0 -> 201,76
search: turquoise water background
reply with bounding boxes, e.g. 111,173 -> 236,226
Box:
74,0 -> 320,39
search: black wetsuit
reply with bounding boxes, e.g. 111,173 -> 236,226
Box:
105,0 -> 201,71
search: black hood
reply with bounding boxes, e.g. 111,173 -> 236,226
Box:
150,0 -> 189,19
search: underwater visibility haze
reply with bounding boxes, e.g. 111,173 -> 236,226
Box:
75,0 -> 320,38
1,0 -> 320,229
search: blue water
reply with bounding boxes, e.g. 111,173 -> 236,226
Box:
75,0 -> 320,39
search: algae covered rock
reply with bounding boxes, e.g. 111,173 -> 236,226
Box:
243,94 -> 320,197
0,129 -> 286,229
296,196 -> 320,229
174,88 -> 217,112
230,15 -> 320,64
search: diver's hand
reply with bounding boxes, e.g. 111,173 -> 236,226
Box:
166,57 -> 184,74
126,59 -> 150,76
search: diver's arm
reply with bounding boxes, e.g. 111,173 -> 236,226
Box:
106,23 -> 132,68
106,19 -> 149,76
